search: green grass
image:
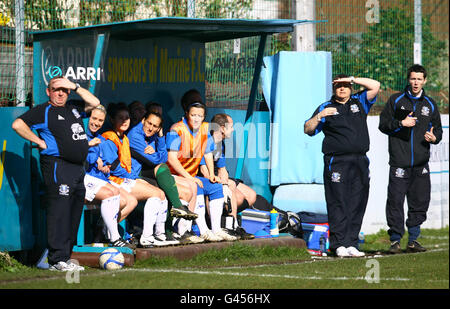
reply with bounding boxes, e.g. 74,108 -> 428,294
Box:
1,228 -> 448,289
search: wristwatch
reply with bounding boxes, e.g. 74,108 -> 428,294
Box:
316,114 -> 321,122
349,76 -> 355,84
74,83 -> 80,92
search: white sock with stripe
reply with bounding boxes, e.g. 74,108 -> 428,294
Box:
194,194 -> 209,235
155,199 -> 168,236
209,197 -> 224,234
142,197 -> 161,238
100,195 -> 121,241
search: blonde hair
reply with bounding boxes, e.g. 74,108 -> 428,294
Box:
93,104 -> 107,114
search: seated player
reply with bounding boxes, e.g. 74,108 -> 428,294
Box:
166,91 -> 236,242
127,109 -> 198,220
198,113 -> 255,239
84,104 -> 138,248
101,102 -> 177,247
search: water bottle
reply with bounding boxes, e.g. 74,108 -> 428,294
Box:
319,235 -> 327,256
270,209 -> 279,237
358,232 -> 365,249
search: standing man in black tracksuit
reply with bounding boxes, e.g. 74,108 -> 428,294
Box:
12,76 -> 100,271
304,74 -> 380,257
379,64 -> 442,254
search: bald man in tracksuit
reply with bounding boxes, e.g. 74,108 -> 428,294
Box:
379,64 -> 442,254
305,74 -> 380,257
12,77 -> 100,271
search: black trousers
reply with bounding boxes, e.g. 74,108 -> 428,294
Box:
323,154 -> 370,250
385,164 -> 431,240
40,156 -> 86,265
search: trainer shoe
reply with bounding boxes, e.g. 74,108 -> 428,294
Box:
234,226 -> 255,240
177,231 -> 205,244
215,229 -> 238,241
49,261 -> 76,272
139,235 -> 155,248
154,233 -> 180,246
335,246 -> 350,257
406,240 -> 427,253
388,241 -> 402,254
347,246 -> 365,257
67,259 -> 85,271
170,206 -> 198,220
200,230 -> 223,242
110,238 -> 136,250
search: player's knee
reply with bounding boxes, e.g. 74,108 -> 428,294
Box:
157,188 -> 166,200
179,186 -> 192,201
247,190 -> 257,206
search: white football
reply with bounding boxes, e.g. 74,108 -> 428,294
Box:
99,248 -> 125,270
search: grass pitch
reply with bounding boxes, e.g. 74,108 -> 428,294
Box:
1,228 -> 448,290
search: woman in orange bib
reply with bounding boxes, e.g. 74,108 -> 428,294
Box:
166,90 -> 236,242
101,103 -> 176,247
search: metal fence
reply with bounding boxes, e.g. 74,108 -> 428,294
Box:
1,0 -> 448,113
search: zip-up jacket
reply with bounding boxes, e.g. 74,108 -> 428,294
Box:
85,129 -> 109,181
127,122 -> 168,172
379,86 -> 442,168
307,90 -> 376,156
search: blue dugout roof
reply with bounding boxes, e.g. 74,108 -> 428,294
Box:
32,17 -> 316,42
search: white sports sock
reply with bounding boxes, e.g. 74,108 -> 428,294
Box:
142,197 -> 161,238
180,199 -> 189,207
234,217 -> 239,229
100,195 -> 121,241
194,194 -> 209,235
177,218 -> 192,236
209,197 -> 224,233
155,199 -> 168,236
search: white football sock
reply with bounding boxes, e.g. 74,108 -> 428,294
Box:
209,197 -> 224,233
142,197 -> 161,238
194,194 -> 209,235
155,199 -> 168,236
180,199 -> 189,207
100,195 -> 121,241
177,218 -> 192,236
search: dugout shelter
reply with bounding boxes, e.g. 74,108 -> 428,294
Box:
1,17 -> 316,256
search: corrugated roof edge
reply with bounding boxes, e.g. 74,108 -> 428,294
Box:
31,16 -> 324,36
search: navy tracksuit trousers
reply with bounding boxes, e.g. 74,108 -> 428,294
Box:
323,154 -> 370,250
40,155 -> 86,265
386,164 -> 431,242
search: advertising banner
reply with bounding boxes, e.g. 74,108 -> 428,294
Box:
33,33 -> 205,130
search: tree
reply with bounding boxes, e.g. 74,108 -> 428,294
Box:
317,5 -> 447,110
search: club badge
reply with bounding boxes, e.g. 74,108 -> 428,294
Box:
350,104 -> 360,113
421,106 -> 430,117
331,172 -> 341,183
59,184 -> 70,196
395,168 -> 405,178
72,108 -> 81,119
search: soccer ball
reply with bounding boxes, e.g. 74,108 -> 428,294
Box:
99,248 -> 125,270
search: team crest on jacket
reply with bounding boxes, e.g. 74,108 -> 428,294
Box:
72,108 -> 81,119
421,106 -> 430,116
350,104 -> 360,113
59,184 -> 70,196
395,168 -> 405,178
331,172 -> 341,182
